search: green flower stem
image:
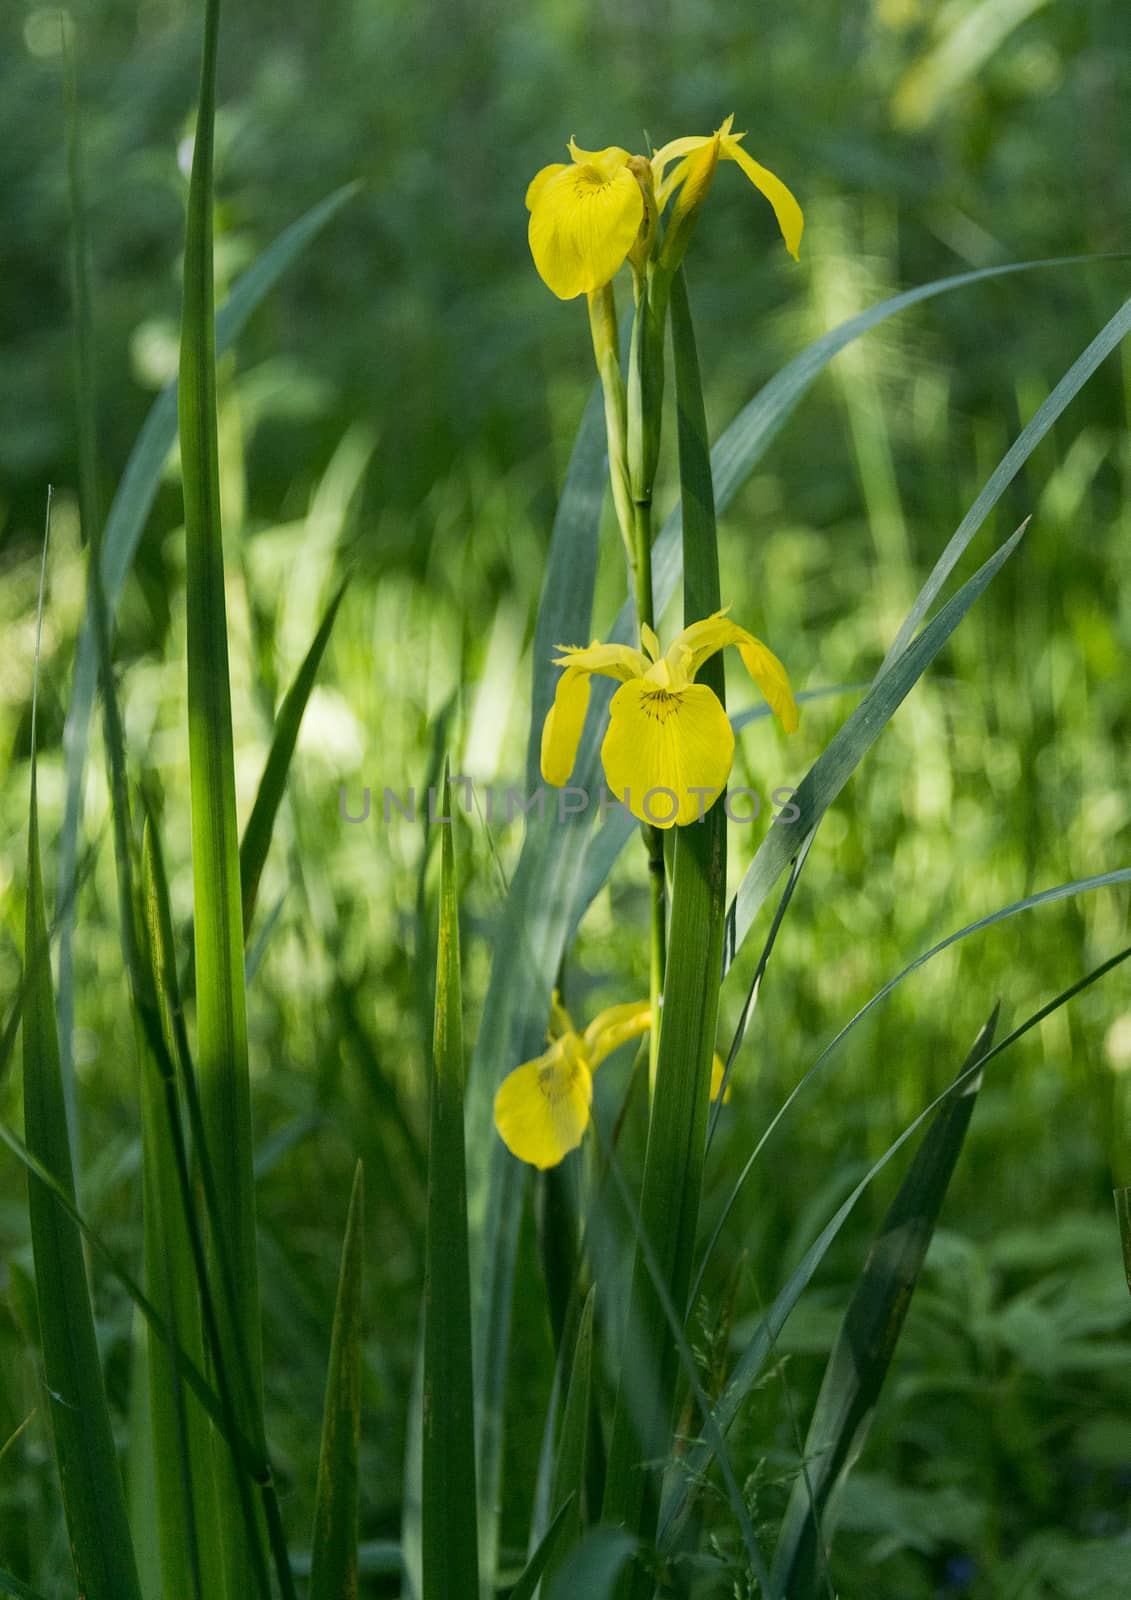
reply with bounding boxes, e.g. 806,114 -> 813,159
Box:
631,492 -> 667,1087
626,262 -> 670,1091
590,267 -> 670,1089
586,286 -> 635,562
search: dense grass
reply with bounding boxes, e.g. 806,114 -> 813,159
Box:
2,0 -> 1131,1596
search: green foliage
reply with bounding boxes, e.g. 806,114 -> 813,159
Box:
422,773 -> 479,1599
2,1 -> 1131,1596
310,1161 -> 364,1600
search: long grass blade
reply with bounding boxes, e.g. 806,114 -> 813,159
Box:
770,1007 -> 999,1597
542,1287 -> 595,1590
506,1499 -> 577,1600
561,262 -> 1127,947
240,576 -> 348,938
309,1161 -> 365,1600
0,1571 -> 49,1600
55,180 -> 358,1094
0,1114 -> 253,1460
464,380 -> 609,1587
178,0 -> 266,1588
660,947 -> 1131,1546
463,251 -> 1115,1595
22,509 -> 142,1599
602,270 -> 728,1593
422,771 -> 479,1598
880,292 -> 1131,671
724,517 -> 1028,972
139,820 -> 222,1600
694,866 -> 1131,1309
525,381 -> 606,789
545,1529 -> 636,1600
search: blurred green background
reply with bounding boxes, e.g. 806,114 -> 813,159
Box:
2,0 -> 1130,1594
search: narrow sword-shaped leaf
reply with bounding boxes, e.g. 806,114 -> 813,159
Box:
880,292 -> 1131,672
464,382 -> 609,1590
526,381 -> 606,790
565,266 -> 1129,965
542,1287 -> 596,1590
770,1007 -> 998,1598
240,576 -> 348,938
55,180 -> 359,1092
661,949 -> 1131,1545
602,270 -> 728,1596
462,251 -> 1105,1592
22,514 -> 142,1600
723,518 -> 1028,973
695,867 -> 1131,1309
178,2 -> 266,1591
422,772 -> 479,1599
139,820 -> 223,1600
507,1499 -> 578,1600
309,1161 -> 365,1600
545,1529 -> 637,1600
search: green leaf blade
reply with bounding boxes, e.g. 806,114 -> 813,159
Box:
178,0 -> 265,1588
602,270 -> 731,1592
543,1287 -> 596,1590
23,784 -> 142,1599
770,1007 -> 998,1597
240,578 -> 349,939
422,774 -> 479,1599
139,820 -> 223,1600
310,1162 -> 365,1600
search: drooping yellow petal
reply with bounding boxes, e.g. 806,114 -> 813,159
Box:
601,678 -> 735,828
553,640 -> 649,681
666,613 -> 799,733
493,1038 -> 593,1169
720,136 -> 804,261
541,665 -> 591,786
735,633 -> 799,733
528,161 -> 645,300
585,1000 -> 652,1067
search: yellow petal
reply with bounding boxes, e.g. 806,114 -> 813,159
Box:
651,134 -> 713,206
666,136 -> 721,226
666,613 -> 798,733
720,136 -> 804,261
528,162 -> 644,300
493,1039 -> 593,1169
601,678 -> 735,828
525,162 -> 568,212
651,116 -> 734,206
553,640 -> 648,681
541,665 -> 591,787
585,1000 -> 652,1067
548,988 -> 575,1041
710,1052 -> 733,1104
567,139 -> 633,179
736,634 -> 799,733
640,622 -> 661,662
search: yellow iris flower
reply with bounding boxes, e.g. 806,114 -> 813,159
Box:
493,991 -> 730,1169
540,610 -> 798,828
526,115 -> 803,300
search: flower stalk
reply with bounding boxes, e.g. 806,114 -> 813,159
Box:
586,284 -> 635,563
